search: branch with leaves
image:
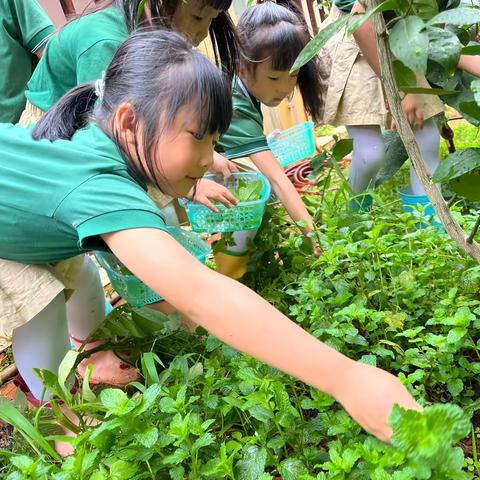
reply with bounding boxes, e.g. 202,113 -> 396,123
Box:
366,0 -> 480,263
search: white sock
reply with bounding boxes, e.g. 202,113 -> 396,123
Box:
225,230 -> 257,253
347,125 -> 386,194
66,255 -> 106,342
12,293 -> 69,400
410,118 -> 440,196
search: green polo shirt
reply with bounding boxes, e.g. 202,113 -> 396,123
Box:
333,0 -> 355,12
25,7 -> 128,112
0,123 -> 168,264
216,77 -> 270,160
0,0 -> 54,123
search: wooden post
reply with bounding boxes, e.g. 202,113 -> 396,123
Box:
366,0 -> 480,263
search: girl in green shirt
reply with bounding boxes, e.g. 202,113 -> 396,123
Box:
1,30 -> 418,448
215,1 -> 325,278
23,0 -> 238,122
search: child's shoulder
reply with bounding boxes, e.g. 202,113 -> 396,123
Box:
58,7 -> 128,50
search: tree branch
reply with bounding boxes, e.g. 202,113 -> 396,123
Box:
366,0 -> 480,263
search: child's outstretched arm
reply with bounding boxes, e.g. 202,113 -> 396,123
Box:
250,150 -> 321,255
103,227 -> 420,442
351,1 -> 425,129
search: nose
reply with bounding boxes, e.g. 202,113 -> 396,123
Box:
199,145 -> 214,172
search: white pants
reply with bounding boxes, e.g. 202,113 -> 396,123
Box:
12,256 -> 106,400
347,119 -> 440,196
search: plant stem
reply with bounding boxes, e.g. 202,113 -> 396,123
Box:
366,0 -> 480,264
467,214 -> 480,244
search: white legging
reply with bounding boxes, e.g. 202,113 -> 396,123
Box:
12,256 -> 105,400
347,119 -> 440,196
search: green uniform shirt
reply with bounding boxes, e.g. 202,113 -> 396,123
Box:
333,0 -> 355,13
0,123 -> 167,264
0,0 -> 54,123
25,7 -> 128,112
216,77 -> 270,160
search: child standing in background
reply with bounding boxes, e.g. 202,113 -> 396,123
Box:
321,0 -> 444,212
215,1 -> 324,279
0,0 -> 54,123
0,30 -> 420,445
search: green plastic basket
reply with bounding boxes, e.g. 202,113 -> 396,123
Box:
182,172 -> 271,233
267,121 -> 316,168
95,227 -> 210,307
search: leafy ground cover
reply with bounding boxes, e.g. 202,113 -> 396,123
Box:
1,163 -> 480,479
1,119 -> 480,478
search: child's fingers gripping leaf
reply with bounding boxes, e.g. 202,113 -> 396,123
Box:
102,227 -> 421,443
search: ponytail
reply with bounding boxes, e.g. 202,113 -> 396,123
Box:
32,83 -> 98,141
210,12 -> 238,78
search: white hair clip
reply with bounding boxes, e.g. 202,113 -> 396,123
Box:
94,70 -> 106,101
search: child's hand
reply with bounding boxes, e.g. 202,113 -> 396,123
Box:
392,94 -> 424,130
210,152 -> 239,181
335,362 -> 421,442
188,178 -> 238,212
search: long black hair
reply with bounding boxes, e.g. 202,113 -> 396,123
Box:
237,0 -> 324,121
77,0 -> 237,76
32,30 -> 233,191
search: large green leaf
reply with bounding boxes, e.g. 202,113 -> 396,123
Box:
399,86 -> 458,95
459,101 -> 480,124
471,78 -> 480,104
389,17 -> 429,74
461,44 -> 480,55
290,15 -> 349,74
427,26 -> 461,74
393,60 -> 417,88
389,403 -> 470,459
235,445 -> 267,480
278,458 -> 309,480
433,148 -> 480,182
427,7 -> 480,26
347,0 -> 396,35
449,172 -> 480,200
396,0 -> 438,20
374,131 -> 408,187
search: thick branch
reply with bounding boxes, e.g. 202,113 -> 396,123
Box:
366,0 -> 480,263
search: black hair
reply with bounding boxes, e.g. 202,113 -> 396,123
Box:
80,0 -> 238,76
237,0 -> 324,122
33,30 -> 232,193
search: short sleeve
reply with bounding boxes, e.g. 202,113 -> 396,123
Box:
9,0 -> 54,53
76,39 -> 120,84
55,172 -> 168,251
217,105 -> 270,160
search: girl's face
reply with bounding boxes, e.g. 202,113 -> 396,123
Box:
239,60 -> 298,107
171,0 -> 221,46
150,105 -> 218,197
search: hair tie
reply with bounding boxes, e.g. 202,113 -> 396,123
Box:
94,70 -> 106,101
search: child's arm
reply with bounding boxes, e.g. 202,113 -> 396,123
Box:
458,55 -> 480,77
210,152 -> 239,180
103,227 -> 420,442
250,150 -> 321,255
351,1 -> 425,129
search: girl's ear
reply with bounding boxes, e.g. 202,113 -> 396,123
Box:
114,102 -> 136,149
